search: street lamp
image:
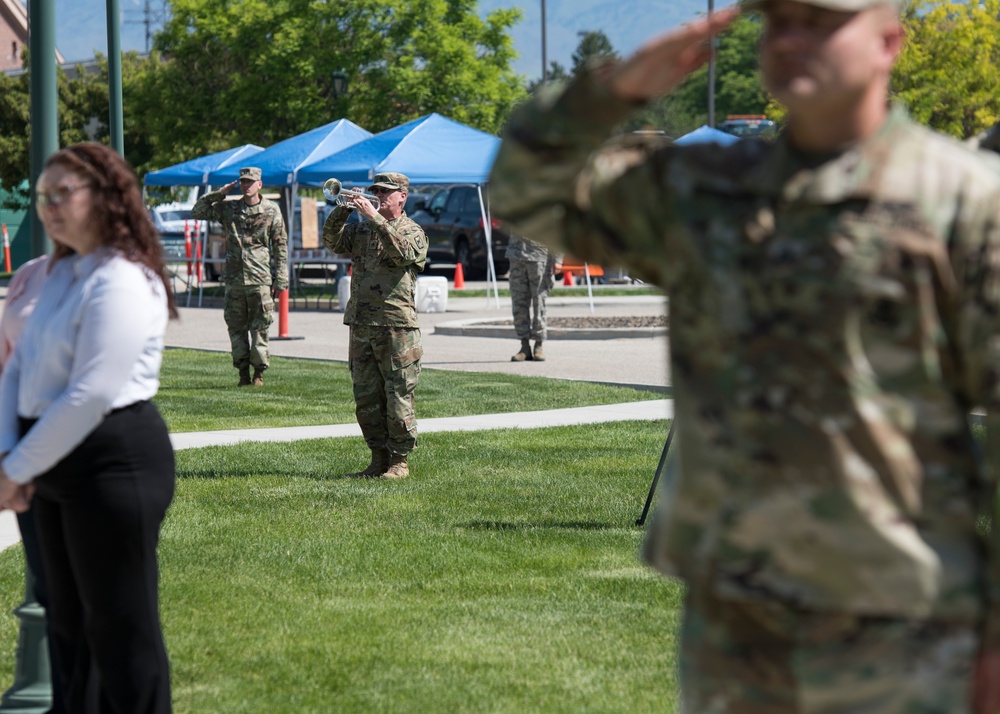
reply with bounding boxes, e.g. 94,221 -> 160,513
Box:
331,71 -> 349,100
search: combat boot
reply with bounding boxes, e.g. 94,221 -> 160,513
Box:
382,453 -> 409,480
511,339 -> 533,362
238,366 -> 251,387
350,448 -> 390,478
532,341 -> 545,362
252,367 -> 265,387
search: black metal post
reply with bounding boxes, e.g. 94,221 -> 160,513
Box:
636,421 -> 675,527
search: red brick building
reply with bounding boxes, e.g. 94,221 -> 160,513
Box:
0,0 -> 28,71
0,0 -> 65,72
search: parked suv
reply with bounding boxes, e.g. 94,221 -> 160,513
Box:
410,185 -> 510,279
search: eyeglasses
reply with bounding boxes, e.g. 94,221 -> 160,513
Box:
36,184 -> 91,209
370,187 -> 399,196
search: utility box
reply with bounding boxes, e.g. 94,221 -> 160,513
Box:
416,276 -> 448,313
337,276 -> 351,312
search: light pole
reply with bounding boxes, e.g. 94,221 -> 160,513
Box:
3,0 -> 58,702
707,0 -> 716,127
541,0 -> 547,85
108,0 -> 124,154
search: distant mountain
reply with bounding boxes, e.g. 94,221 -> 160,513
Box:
55,0 -> 737,77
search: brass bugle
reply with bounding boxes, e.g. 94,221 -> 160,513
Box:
322,178 -> 381,210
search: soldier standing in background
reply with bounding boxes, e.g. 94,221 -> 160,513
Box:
506,233 -> 560,362
322,172 -> 428,480
491,0 -> 1000,711
192,166 -> 288,387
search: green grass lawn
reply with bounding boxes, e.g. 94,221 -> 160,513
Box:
0,421 -> 682,713
157,349 -> 665,433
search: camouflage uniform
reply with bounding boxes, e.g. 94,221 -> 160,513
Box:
491,68 -> 1000,712
191,173 -> 288,374
322,175 -> 428,457
506,234 -> 557,342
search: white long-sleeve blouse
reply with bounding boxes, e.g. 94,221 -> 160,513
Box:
0,249 -> 168,484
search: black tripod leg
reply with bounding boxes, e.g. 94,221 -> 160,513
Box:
635,420 -> 675,527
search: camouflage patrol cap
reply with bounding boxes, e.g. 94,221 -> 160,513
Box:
239,167 -> 262,182
742,0 -> 904,10
369,172 -> 409,192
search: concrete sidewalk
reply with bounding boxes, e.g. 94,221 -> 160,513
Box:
165,290 -> 671,389
171,399 -> 672,450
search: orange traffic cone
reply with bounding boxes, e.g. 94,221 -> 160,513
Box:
1,224 -> 10,273
453,262 -> 465,289
562,269 -> 574,286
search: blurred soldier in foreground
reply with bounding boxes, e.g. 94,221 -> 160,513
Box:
491,0 -> 1000,711
323,173 -> 428,479
506,233 -> 560,362
192,166 -> 288,387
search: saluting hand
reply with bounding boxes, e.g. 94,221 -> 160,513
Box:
608,7 -> 740,102
220,180 -> 238,195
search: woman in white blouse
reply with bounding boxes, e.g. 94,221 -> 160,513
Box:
0,142 -> 178,713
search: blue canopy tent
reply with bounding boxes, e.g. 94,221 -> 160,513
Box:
205,118 -> 372,187
297,113 -> 504,301
143,144 -> 265,187
674,125 -> 741,146
296,113 -> 499,186
182,120 -> 372,307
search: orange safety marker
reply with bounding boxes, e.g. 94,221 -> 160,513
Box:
194,222 -> 203,283
278,289 -> 289,338
563,268 -> 574,286
1,224 -> 10,273
453,262 -> 465,289
183,220 -> 192,276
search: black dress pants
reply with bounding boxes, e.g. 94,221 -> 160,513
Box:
24,400 -> 175,714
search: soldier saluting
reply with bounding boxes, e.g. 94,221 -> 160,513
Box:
192,166 -> 288,387
491,0 -> 1000,711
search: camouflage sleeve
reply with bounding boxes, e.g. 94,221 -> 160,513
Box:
954,188 -> 1000,651
322,206 -> 354,254
489,68 -> 680,288
190,190 -> 227,222
369,216 -> 427,269
270,207 -> 288,291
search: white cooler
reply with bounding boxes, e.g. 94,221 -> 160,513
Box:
416,276 -> 448,313
337,276 -> 351,312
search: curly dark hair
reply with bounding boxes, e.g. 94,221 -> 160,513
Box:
43,142 -> 179,318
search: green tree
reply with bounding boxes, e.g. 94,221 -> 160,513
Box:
571,30 -> 618,72
893,0 -> 1000,139
0,50 -> 154,207
132,0 -> 526,169
527,60 -> 569,93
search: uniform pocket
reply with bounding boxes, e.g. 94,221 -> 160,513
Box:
388,328 -> 422,370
